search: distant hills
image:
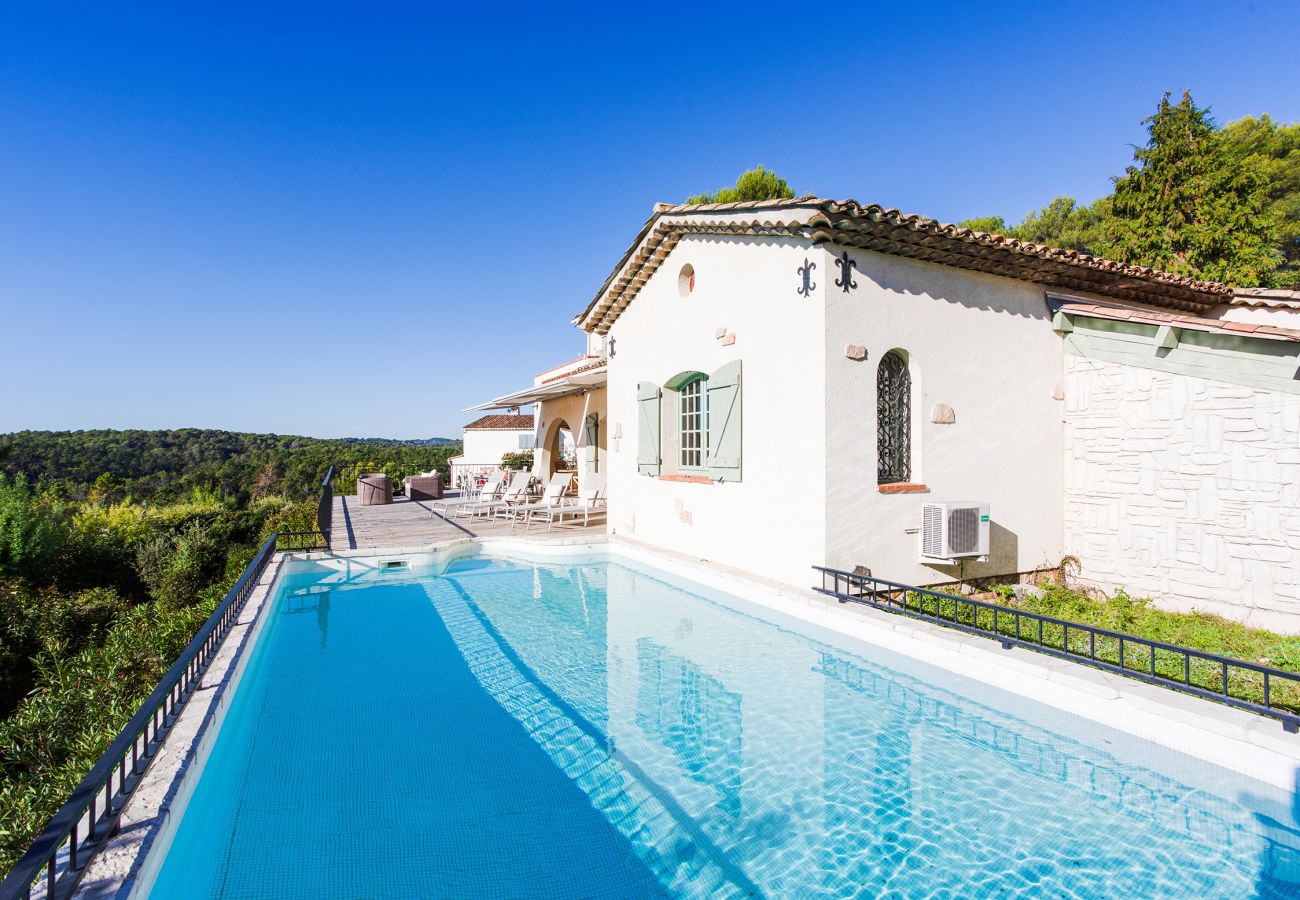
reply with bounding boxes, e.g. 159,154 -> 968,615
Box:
0,429 -> 462,502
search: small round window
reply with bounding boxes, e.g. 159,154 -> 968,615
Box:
677,263 -> 695,297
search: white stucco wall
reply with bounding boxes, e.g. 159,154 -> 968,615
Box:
458,427 -> 534,465
604,235 -> 827,587
1063,353 -> 1300,632
824,249 -> 1066,586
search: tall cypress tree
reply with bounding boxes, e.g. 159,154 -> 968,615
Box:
1106,91 -> 1280,286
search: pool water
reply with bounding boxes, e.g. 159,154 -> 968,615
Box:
150,555 -> 1300,898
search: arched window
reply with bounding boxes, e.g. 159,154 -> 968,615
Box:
877,350 -> 911,483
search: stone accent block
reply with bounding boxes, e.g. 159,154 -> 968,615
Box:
930,402 -> 956,424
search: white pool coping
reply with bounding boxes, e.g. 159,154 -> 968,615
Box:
75,533 -> 1300,896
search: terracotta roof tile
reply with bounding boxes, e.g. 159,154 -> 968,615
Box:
575,198 -> 1237,334
1231,288 -> 1300,309
1062,303 -> 1300,343
464,414 -> 535,430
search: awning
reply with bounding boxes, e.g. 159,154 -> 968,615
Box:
463,370 -> 606,412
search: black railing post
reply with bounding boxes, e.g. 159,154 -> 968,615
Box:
317,465 -> 335,551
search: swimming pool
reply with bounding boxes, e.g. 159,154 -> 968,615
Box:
147,552 -> 1300,898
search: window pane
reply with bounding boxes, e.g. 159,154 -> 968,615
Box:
679,379 -> 707,468
877,352 -> 911,483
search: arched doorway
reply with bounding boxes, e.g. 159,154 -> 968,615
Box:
540,418 -> 576,480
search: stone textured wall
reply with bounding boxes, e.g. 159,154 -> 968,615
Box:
1063,354 -> 1300,632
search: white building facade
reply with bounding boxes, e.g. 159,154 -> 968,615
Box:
447,414 -> 537,480
573,198 -> 1300,630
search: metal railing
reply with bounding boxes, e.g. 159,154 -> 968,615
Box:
814,565 -> 1300,732
316,465 -> 334,550
449,462 -> 502,494
274,466 -> 335,553
0,536 -> 284,900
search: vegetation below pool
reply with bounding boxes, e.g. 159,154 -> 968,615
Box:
0,428 -> 463,873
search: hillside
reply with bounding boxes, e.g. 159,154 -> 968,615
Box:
0,429 -> 461,503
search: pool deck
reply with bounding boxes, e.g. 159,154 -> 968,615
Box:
330,492 -> 607,550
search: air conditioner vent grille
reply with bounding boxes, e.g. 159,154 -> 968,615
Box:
921,505 -> 944,558
948,507 -> 980,554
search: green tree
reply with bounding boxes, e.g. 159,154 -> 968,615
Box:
686,165 -> 795,205
1013,196 -> 1112,252
1107,91 -> 1281,285
1219,114 -> 1300,287
956,214 -> 1009,235
0,475 -> 69,583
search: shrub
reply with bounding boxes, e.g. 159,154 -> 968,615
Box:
0,475 -> 70,584
500,450 -> 534,471
0,594 -> 216,870
135,524 -> 225,609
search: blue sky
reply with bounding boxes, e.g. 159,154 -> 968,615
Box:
2,2 -> 1296,439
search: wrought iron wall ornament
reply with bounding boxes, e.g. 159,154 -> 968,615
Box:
877,350 -> 911,484
834,251 -> 858,292
797,258 -> 816,297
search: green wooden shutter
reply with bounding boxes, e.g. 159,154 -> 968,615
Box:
707,360 -> 742,482
636,382 -> 661,475
583,414 -> 599,475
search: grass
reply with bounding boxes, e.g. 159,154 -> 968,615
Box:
870,581 -> 1300,716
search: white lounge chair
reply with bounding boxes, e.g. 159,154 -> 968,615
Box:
466,471 -> 531,521
433,471 -> 505,519
506,472 -> 573,530
530,474 -> 606,531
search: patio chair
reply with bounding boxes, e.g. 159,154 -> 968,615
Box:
488,471 -> 539,521
529,474 -> 606,531
466,471 -> 530,521
432,471 -> 504,519
505,472 -> 573,530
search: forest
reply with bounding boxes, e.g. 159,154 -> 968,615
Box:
958,92 -> 1300,289
0,429 -> 460,869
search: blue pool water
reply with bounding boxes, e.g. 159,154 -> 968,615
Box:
150,554 -> 1300,898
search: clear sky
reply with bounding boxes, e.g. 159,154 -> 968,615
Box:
2,2 -> 1296,439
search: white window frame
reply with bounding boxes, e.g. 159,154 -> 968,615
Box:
678,377 -> 707,469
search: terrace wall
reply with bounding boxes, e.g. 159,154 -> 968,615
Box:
1063,353 -> 1300,632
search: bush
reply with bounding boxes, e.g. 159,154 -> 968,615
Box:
0,583 -> 129,721
0,475 -> 70,584
500,450 -> 534,471
135,524 -> 225,609
0,594 -> 216,870
256,497 -> 317,541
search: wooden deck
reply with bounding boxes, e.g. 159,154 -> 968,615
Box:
328,492 -> 606,550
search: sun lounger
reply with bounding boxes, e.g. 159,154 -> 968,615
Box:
528,474 -> 606,531
431,471 -> 504,519
464,471 -> 530,521
505,472 -> 573,530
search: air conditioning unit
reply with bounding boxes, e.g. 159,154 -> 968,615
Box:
920,502 -> 990,561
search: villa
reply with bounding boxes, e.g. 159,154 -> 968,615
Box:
473,197 -> 1300,631
16,200 -> 1300,900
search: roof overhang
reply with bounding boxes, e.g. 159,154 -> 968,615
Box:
574,197 -> 1236,335
463,370 -> 606,412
